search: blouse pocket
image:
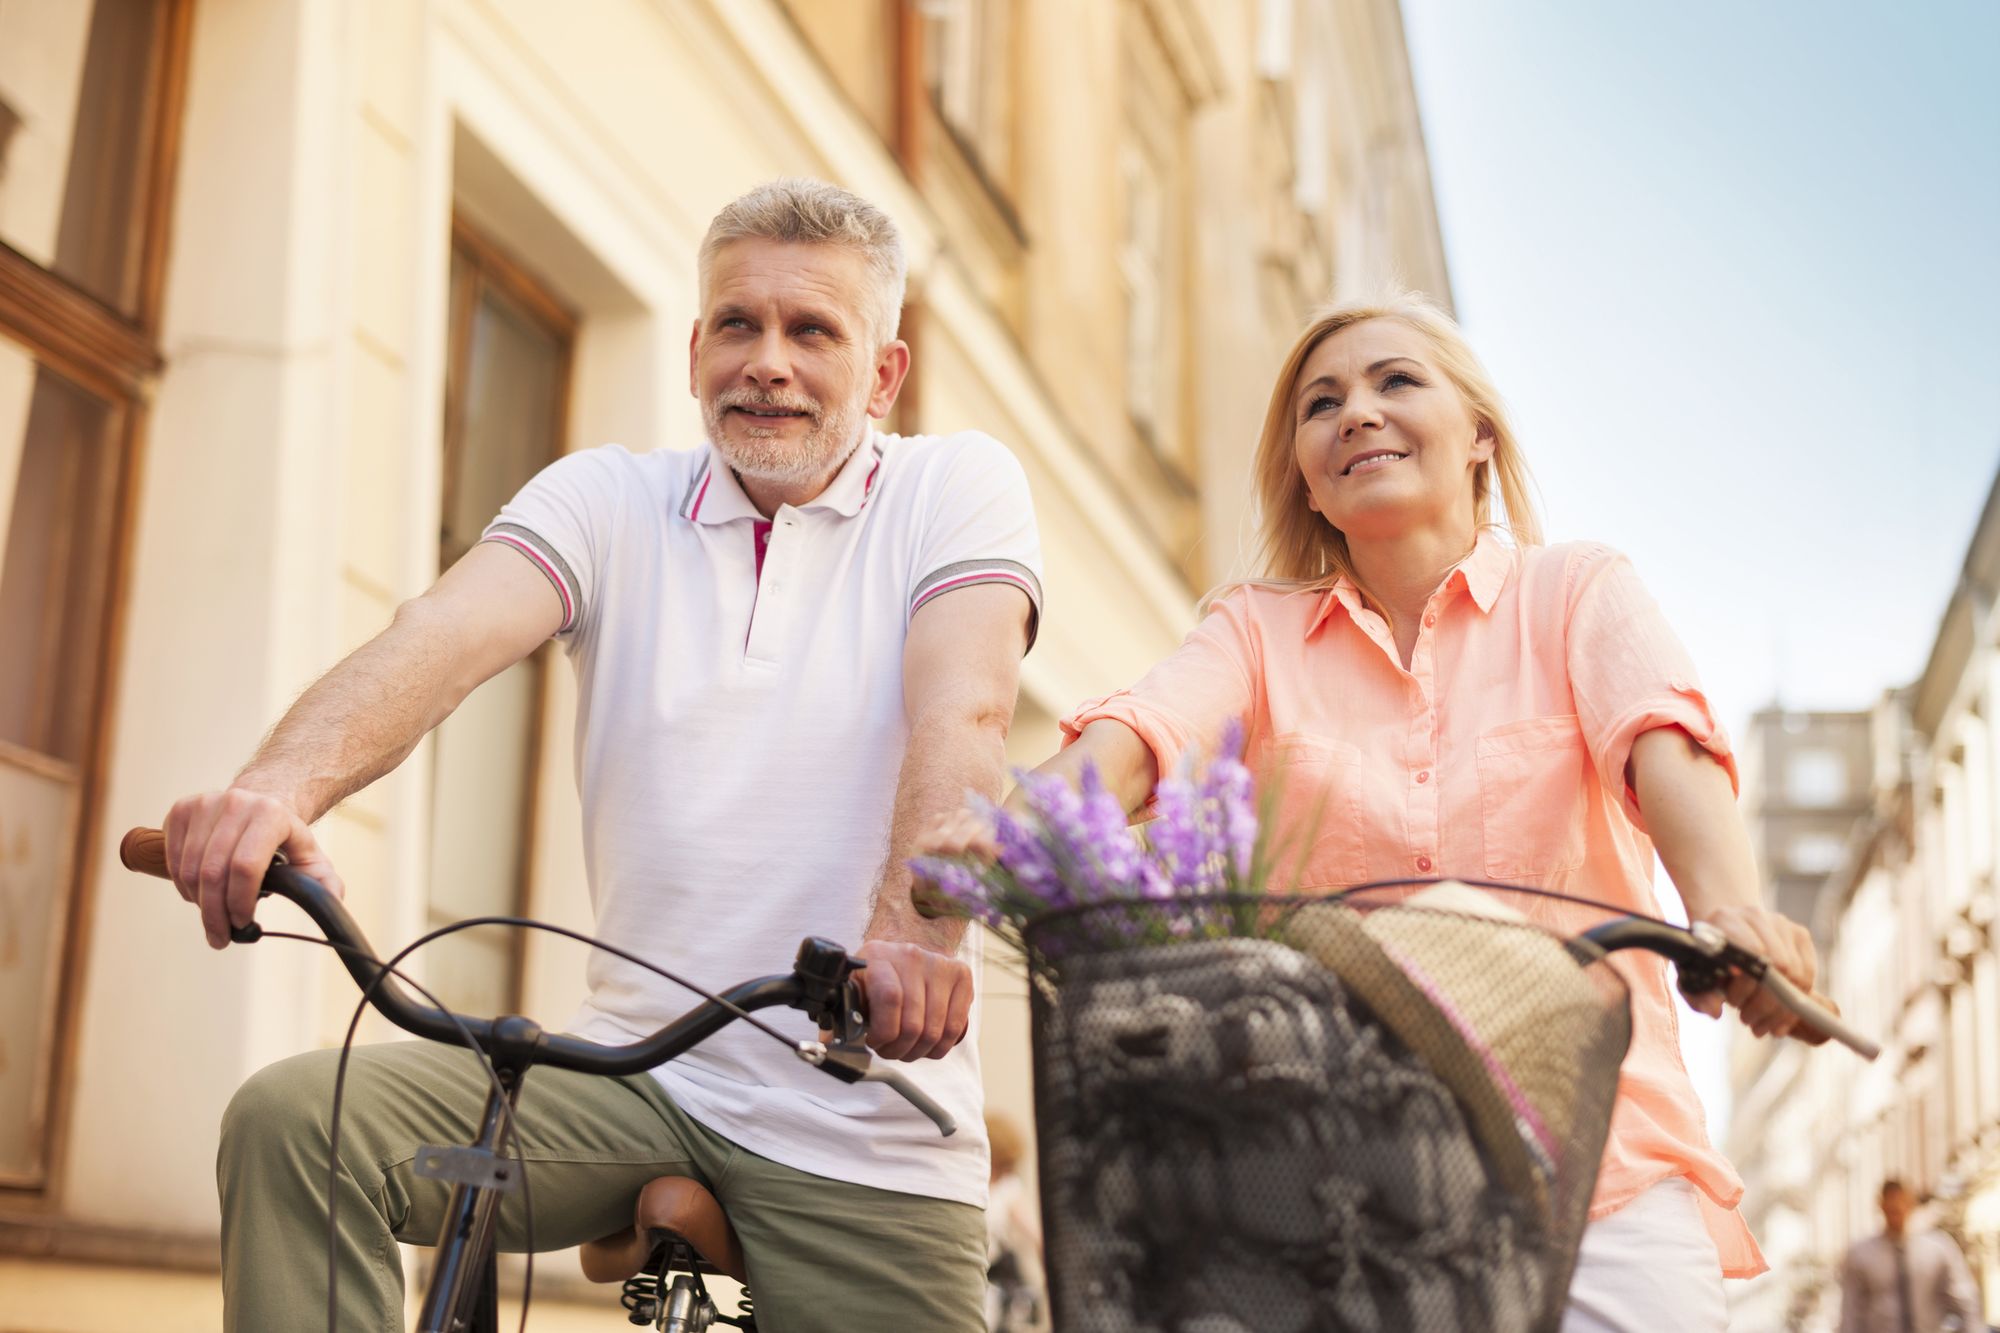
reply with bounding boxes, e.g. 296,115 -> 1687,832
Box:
1476,715 -> 1590,881
1269,732 -> 1369,890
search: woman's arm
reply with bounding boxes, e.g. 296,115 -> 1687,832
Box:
1629,725 -> 1818,1038
919,718 -> 1159,862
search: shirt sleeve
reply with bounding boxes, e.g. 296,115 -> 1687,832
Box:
478,445 -> 628,640
908,433 -> 1045,649
1060,587 -> 1260,784
1938,1234 -> 1982,1328
1565,544 -> 1737,833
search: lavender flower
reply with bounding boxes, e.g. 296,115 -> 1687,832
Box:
906,723 -> 1273,957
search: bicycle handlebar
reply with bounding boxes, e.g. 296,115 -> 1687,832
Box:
1573,915 -> 1879,1060
119,827 -> 959,1133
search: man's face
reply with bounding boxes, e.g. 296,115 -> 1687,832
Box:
1882,1186 -> 1914,1233
690,239 -> 903,487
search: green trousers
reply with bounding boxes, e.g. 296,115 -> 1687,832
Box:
215,1040 -> 987,1331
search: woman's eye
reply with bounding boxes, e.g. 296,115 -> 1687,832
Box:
1305,395 -> 1339,417
1382,371 -> 1419,389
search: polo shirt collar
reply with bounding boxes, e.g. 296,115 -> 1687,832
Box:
678,431 -> 886,525
1307,528 -> 1512,634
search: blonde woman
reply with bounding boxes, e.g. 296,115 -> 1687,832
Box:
926,294 -> 1816,1329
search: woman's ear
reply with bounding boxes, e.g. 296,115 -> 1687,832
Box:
1471,422 -> 1497,464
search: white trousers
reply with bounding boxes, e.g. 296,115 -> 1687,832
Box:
1562,1177 -> 1729,1332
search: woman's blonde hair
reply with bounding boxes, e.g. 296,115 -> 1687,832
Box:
1251,292 -> 1542,589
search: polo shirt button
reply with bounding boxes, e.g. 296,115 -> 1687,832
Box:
1416,770 -> 1429,784
1417,855 -> 1433,872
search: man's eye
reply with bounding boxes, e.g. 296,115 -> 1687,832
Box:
797,324 -> 830,338
720,317 -> 752,330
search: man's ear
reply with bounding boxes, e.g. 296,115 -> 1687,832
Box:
868,340 -> 913,420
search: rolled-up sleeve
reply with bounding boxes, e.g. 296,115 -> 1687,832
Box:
1565,545 -> 1737,832
1060,587 -> 1260,783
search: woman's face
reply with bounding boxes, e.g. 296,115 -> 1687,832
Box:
1291,318 -> 1494,545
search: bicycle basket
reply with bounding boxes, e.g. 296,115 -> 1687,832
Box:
1023,894 -> 1631,1333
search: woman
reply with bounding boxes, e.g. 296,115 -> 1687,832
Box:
926,294 -> 1817,1330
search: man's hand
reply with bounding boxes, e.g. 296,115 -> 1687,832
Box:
164,788 -> 345,950
1686,902 -> 1817,1039
853,939 -> 973,1061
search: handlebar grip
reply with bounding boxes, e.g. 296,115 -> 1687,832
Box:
121,827 -> 170,879
1761,968 -> 1881,1061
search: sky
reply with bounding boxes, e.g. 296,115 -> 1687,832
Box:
1396,0 -> 2000,1126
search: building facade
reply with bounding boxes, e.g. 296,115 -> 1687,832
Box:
1727,468 -> 2000,1331
0,1 -> 1449,1324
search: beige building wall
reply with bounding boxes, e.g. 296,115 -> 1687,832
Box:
1725,468 -> 2000,1332
1,0 -> 1449,1323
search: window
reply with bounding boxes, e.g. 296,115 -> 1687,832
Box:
425,220 -> 574,1017
1787,832 -> 1846,878
1120,7 -> 1190,477
1786,748 -> 1847,808
0,0 -> 176,315
920,0 -> 1017,192
0,0 -> 189,1193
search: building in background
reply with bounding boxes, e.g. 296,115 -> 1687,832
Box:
1727,468 -> 2000,1332
0,1 -> 1448,1324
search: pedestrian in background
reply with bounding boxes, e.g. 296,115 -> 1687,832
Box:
1839,1180 -> 1982,1333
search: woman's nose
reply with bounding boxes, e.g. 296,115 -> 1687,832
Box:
1339,398 -> 1382,440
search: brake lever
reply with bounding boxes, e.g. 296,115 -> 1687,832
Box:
796,1041 -> 957,1137
1679,922 -> 1880,1060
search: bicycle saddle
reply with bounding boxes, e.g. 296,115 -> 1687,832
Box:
580,1176 -> 749,1285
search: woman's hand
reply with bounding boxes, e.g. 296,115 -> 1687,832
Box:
1686,903 -> 1818,1039
914,806 -> 1002,866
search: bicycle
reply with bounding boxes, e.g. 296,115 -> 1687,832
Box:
120,827 -> 953,1333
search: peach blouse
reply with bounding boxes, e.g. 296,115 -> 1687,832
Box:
1060,532 -> 1765,1276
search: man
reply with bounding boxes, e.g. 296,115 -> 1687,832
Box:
165,178 -> 1041,1331
1839,1180 -> 1983,1333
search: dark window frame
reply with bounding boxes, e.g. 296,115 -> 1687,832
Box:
0,0 -> 194,1202
429,215 -> 576,1016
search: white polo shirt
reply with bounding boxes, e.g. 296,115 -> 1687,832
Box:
480,428 -> 1042,1206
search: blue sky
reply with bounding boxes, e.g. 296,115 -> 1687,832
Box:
1397,0 -> 2000,1122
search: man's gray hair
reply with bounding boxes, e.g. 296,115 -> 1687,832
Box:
698,178 -> 908,347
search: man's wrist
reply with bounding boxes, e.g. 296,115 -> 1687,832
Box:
228,770 -> 312,822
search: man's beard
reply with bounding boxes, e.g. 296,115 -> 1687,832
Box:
703,385 -> 866,486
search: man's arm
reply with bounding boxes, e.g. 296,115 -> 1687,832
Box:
1937,1233 -> 1983,1330
165,541 -> 563,947
855,581 -> 1031,1061
1837,1246 -> 1865,1333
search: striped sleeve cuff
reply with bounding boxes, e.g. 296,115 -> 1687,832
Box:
482,522 -> 581,634
910,559 -> 1043,650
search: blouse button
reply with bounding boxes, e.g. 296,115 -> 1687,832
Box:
1424,612 -> 1436,627
1417,855 -> 1433,872
1416,770 -> 1430,784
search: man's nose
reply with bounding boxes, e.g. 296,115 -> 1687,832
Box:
744,329 -> 791,385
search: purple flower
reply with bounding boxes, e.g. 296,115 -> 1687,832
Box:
907,855 -> 1001,927
1200,752 -> 1258,882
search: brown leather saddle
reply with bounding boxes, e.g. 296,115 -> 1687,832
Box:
580,1175 -> 749,1286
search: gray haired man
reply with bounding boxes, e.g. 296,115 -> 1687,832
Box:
168,179 -> 1042,1331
